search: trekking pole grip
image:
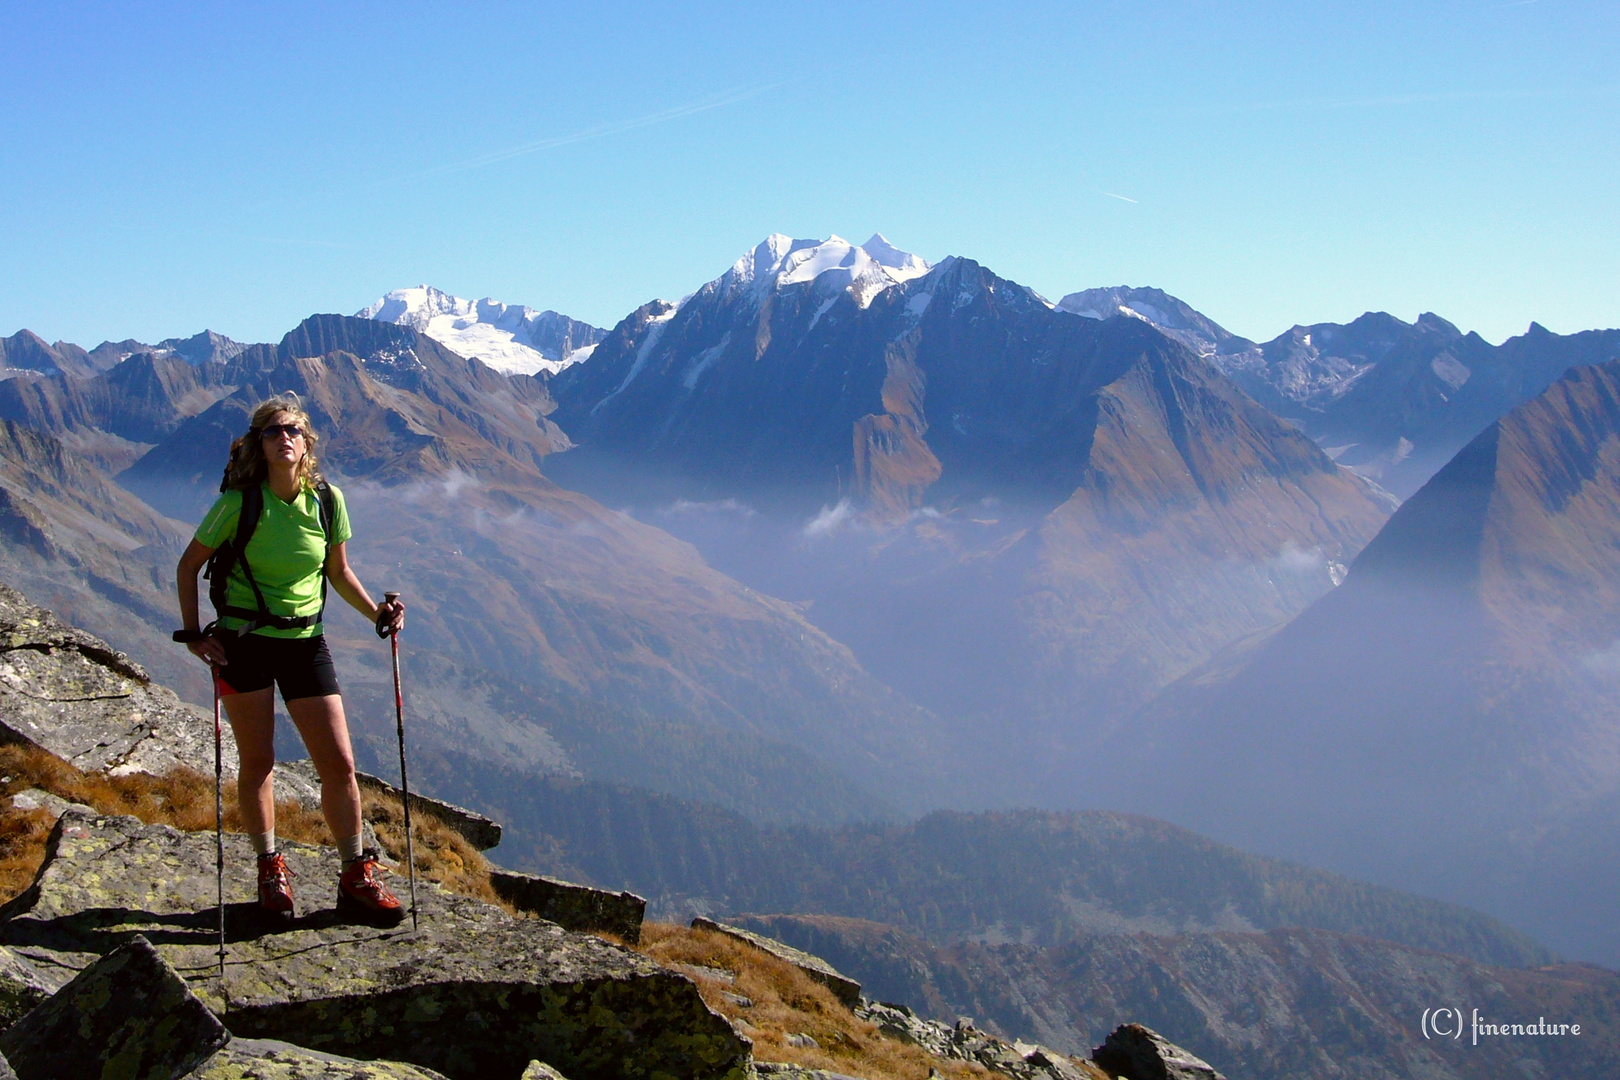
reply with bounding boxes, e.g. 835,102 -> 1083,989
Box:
378,591 -> 401,638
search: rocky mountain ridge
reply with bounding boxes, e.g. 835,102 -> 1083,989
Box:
1060,286 -> 1620,498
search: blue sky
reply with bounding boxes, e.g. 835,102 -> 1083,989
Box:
2,1 -> 1615,347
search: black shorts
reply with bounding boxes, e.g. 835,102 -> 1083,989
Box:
217,633 -> 341,702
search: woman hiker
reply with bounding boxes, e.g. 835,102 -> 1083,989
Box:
174,392 -> 407,926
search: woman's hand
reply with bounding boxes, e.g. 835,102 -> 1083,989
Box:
187,635 -> 228,668
375,597 -> 406,637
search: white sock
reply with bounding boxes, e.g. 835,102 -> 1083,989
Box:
252,830 -> 276,857
336,833 -> 365,862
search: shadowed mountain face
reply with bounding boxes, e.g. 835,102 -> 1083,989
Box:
546,251 -> 1391,766
1059,292 -> 1620,498
0,420 -> 198,697
1121,359 -> 1620,965
6,313 -> 949,823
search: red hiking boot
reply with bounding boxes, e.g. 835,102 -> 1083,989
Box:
336,850 -> 404,927
257,852 -> 295,920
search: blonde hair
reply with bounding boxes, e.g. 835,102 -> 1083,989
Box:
223,393 -> 324,491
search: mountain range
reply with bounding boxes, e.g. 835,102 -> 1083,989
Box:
0,311 -> 954,826
1,233 -> 1618,982
543,236 -> 1393,750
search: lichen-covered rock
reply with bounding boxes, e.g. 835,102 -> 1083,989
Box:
491,870 -> 644,943
1,809 -> 748,1080
0,933 -> 229,1080
0,1048 -> 14,1080
518,1062 -> 569,1080
0,946 -> 59,1033
1091,1024 -> 1225,1080
191,1037 -> 452,1079
0,581 -> 229,776
691,918 -> 862,1007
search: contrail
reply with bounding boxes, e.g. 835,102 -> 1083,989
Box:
1103,192 -> 1138,204
416,83 -> 781,178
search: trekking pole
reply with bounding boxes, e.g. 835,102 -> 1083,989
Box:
212,665 -> 227,979
382,592 -> 419,930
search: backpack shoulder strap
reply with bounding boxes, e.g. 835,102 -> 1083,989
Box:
314,480 -> 336,542
207,485 -> 272,625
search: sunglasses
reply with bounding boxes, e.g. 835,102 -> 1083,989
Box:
259,423 -> 305,440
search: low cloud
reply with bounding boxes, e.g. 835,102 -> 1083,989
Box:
1267,543 -> 1347,586
804,499 -> 856,538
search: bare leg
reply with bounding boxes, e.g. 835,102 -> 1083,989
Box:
285,694 -> 363,844
222,687 -> 277,836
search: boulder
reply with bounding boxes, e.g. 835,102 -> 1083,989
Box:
1,809 -> 749,1080
7,787 -> 93,820
490,870 -> 644,943
191,1038 -> 452,1079
1091,1024 -> 1226,1080
690,918 -> 862,1008
0,581 -> 227,776
0,1050 -> 12,1080
0,933 -> 229,1080
0,946 -> 58,1032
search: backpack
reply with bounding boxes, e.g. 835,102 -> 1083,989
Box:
204,479 -> 338,636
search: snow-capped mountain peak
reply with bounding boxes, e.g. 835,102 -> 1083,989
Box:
716,234 -> 932,309
358,286 -> 604,376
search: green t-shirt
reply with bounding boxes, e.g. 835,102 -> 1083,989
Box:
194,481 -> 353,638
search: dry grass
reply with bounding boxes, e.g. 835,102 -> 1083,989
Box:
359,786 -> 501,906
638,921 -> 1000,1080
0,742 -> 500,909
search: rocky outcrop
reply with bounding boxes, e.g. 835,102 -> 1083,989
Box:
1,809 -> 749,1080
855,1003 -> 1096,1080
491,870 -> 644,943
1092,1024 -> 1225,1080
0,934 -> 230,1080
0,581 -> 223,776
692,918 -> 861,1007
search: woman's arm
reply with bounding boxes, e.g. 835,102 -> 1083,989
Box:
325,541 -> 405,633
176,539 -> 228,666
